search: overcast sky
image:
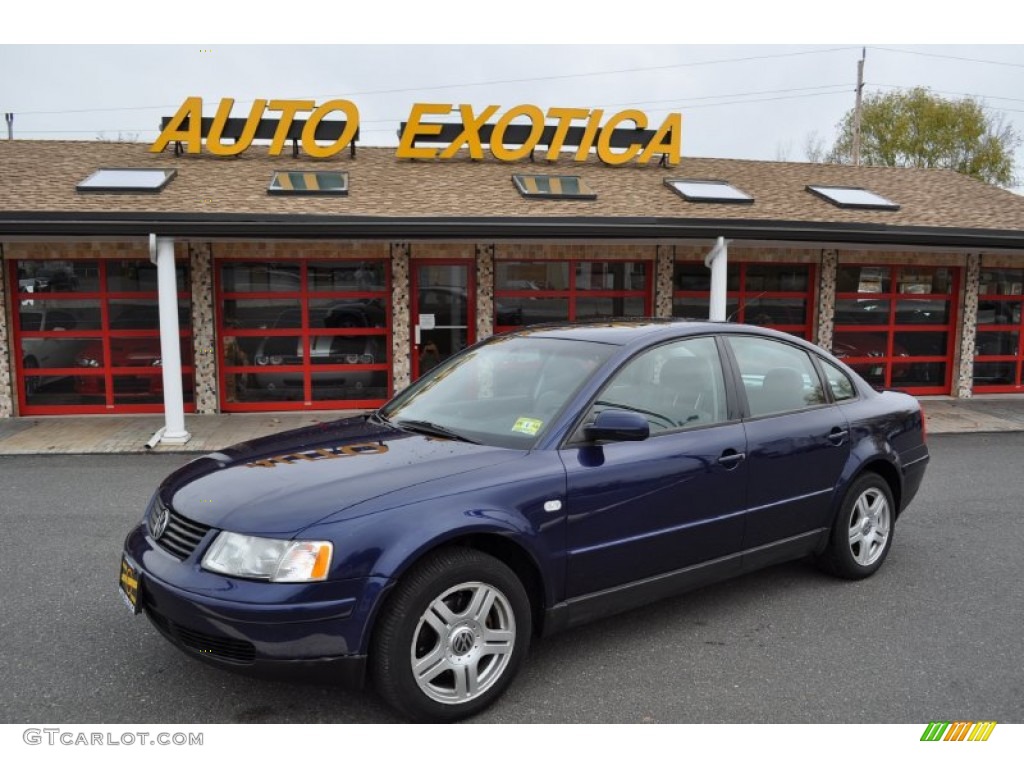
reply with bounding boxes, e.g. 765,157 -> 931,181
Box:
3,6 -> 1023,188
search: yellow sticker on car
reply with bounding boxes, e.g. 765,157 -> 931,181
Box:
511,417 -> 543,436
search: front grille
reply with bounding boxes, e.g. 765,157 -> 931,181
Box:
151,499 -> 211,560
146,604 -> 256,665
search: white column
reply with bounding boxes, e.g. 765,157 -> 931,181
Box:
705,237 -> 729,322
154,236 -> 191,444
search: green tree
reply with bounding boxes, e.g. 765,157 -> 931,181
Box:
828,87 -> 1020,186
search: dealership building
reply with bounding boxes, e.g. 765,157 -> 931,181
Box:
2,108 -> 1024,424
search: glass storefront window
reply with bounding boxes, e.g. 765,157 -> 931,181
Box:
222,299 -> 302,330
496,262 -> 570,291
973,361 -> 1018,386
18,300 -> 103,331
895,299 -> 950,325
672,262 -> 813,335
494,260 -> 650,331
16,260 -> 100,293
978,268 -> 1024,296
220,262 -> 302,293
974,266 -> 1024,392
975,331 -> 1019,357
218,259 -> 391,410
307,261 -> 387,292
13,258 -> 193,414
835,264 -> 958,394
744,264 -> 809,292
576,296 -> 645,319
106,260 -> 189,293
574,262 -> 647,291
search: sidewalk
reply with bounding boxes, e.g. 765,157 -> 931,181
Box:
0,399 -> 1022,456
0,411 -> 364,455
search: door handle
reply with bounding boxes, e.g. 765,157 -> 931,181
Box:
827,427 -> 848,446
718,450 -> 746,468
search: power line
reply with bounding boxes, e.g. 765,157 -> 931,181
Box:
868,46 -> 1024,69
873,83 -> 1024,106
356,84 -> 854,126
8,46 -> 860,117
21,88 -> 858,136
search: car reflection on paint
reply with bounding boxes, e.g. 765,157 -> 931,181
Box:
119,319 -> 929,722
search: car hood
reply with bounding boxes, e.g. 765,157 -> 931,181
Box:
160,416 -> 524,536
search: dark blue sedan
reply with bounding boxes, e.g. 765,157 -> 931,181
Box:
119,320 -> 929,721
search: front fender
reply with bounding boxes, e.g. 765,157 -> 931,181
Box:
299,463 -> 567,653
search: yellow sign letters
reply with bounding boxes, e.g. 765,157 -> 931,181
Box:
396,103 -> 681,165
150,97 -> 360,157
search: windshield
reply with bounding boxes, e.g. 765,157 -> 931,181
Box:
381,335 -> 616,448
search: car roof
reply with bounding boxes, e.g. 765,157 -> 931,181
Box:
507,318 -> 777,346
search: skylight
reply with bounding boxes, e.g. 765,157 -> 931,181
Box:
807,185 -> 899,210
512,174 -> 596,200
76,168 -> 176,193
268,170 -> 349,195
665,179 -> 754,204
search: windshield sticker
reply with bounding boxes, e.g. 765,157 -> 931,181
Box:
511,417 -> 543,436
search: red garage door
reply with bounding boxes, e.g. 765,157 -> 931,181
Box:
216,258 -> 391,411
673,262 -> 816,339
833,265 -> 959,395
12,259 -> 194,415
973,266 -> 1024,393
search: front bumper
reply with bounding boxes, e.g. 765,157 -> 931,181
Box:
123,523 -> 391,688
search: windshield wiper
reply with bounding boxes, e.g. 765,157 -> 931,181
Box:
393,419 -> 480,444
368,410 -> 394,427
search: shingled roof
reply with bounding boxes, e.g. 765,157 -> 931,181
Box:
1,140 -> 1023,248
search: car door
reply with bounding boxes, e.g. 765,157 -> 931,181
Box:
561,336 -> 748,599
724,334 -> 851,558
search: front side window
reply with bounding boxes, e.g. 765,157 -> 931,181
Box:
728,335 -> 827,417
586,336 -> 728,435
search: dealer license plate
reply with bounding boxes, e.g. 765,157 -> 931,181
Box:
119,554 -> 142,615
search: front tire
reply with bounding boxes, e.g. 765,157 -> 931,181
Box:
372,548 -> 531,722
817,472 -> 895,580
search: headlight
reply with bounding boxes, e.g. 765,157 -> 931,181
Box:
76,357 -> 101,367
201,532 -> 333,582
151,358 -> 162,366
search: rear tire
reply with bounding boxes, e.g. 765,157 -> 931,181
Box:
817,472 -> 895,580
371,547 -> 531,722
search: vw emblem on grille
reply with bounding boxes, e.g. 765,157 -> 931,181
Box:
148,502 -> 170,540
451,629 -> 475,656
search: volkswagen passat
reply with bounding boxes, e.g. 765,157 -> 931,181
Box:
119,320 -> 929,721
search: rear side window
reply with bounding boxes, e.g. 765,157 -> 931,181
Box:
821,358 -> 857,401
727,336 -> 827,417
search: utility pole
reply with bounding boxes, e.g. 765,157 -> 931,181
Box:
852,48 -> 865,166
4,113 -> 13,141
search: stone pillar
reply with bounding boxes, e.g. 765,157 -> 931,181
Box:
475,244 -> 495,341
654,244 -> 674,318
955,253 -> 981,398
189,242 -> 218,414
391,242 -> 411,393
816,249 -> 839,350
0,250 -> 13,418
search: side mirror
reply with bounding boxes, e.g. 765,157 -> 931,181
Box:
584,409 -> 650,443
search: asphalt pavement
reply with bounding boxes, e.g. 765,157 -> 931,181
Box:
0,433 -> 1021,723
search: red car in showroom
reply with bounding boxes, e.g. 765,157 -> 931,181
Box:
74,304 -> 191,398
